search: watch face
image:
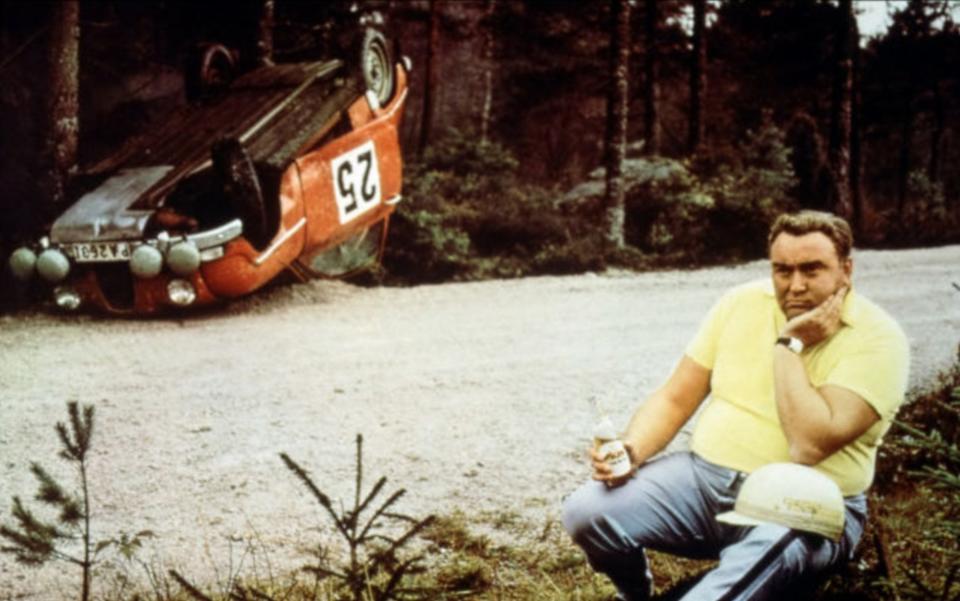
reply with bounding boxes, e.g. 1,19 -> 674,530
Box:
777,337 -> 804,353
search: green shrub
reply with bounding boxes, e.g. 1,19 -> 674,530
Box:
385,120 -> 799,284
384,129 -> 590,283
623,119 -> 796,264
697,117 -> 798,261
895,170 -> 956,245
634,175 -> 715,261
579,120 -> 797,265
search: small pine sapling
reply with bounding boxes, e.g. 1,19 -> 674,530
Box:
170,434 -> 437,600
0,401 -> 152,601
281,434 -> 436,601
1,401 -> 97,600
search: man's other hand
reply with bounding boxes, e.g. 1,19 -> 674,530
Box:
782,286 -> 847,348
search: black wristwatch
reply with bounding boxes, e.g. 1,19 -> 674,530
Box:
776,336 -> 804,354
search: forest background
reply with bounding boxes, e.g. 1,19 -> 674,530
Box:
1,2 -> 959,599
1,0 -> 959,298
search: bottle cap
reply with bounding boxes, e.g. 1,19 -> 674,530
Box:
593,415 -> 617,440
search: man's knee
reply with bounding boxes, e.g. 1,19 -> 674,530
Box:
562,481 -> 636,558
563,453 -> 702,552
561,481 -> 601,544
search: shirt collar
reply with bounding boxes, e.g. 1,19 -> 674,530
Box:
761,280 -> 860,328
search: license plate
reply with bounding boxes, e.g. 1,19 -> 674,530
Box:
65,242 -> 131,263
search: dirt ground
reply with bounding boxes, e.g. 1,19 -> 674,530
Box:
2,245 -> 959,600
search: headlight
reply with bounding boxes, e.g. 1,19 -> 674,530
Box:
166,279 -> 197,306
9,247 -> 37,281
167,241 -> 200,276
130,244 -> 163,278
54,286 -> 81,311
36,249 -> 70,283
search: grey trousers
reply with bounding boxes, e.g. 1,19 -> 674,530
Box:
561,452 -> 867,601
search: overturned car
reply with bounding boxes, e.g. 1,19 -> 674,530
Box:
8,30 -> 409,314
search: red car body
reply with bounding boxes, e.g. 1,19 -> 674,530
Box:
9,47 -> 408,315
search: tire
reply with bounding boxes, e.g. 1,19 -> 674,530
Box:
185,43 -> 237,101
211,138 -> 270,249
360,29 -> 395,107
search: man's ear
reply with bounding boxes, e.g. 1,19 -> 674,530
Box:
842,258 -> 853,286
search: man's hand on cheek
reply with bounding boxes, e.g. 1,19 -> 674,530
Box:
782,286 -> 847,348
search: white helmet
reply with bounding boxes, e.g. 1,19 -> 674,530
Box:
716,463 -> 845,541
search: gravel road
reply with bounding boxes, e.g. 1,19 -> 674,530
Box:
2,245 -> 959,599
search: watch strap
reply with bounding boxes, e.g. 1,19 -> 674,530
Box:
776,336 -> 804,354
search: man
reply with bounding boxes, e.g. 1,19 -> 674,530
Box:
562,211 -> 910,600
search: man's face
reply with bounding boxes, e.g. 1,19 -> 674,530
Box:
770,232 -> 852,319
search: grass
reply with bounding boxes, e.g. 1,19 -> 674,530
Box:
10,459 -> 956,601
5,350 -> 959,600
413,509 -> 618,600
401,508 -> 715,601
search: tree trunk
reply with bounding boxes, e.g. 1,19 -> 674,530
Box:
850,15 -> 863,236
828,0 -> 853,220
605,0 -> 631,250
897,100 -> 913,218
643,0 -> 660,155
929,81 -> 944,183
480,0 -> 497,144
418,0 -> 441,158
688,0 -> 706,155
44,0 -> 80,209
256,0 -> 275,67
896,0 -> 930,219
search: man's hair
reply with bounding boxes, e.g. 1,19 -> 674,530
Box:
768,211 -> 853,259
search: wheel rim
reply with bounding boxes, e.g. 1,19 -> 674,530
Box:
363,37 -> 392,105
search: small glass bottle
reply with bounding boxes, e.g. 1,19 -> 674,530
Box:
591,400 -> 632,479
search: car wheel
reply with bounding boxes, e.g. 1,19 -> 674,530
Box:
211,138 -> 270,249
203,44 -> 237,89
184,43 -> 237,100
361,29 -> 395,107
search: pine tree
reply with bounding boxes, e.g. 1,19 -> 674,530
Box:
1,402 -> 154,600
829,0 -> 854,220
688,0 -> 707,155
280,434 -> 436,601
604,0 -> 631,250
642,0 -> 660,155
43,0 -> 79,210
1,402 -> 95,601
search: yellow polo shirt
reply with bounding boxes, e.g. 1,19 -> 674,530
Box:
686,280 -> 910,496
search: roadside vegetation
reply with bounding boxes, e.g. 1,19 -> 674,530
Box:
378,127 -> 958,287
4,345 -> 959,600
863,345 -> 960,600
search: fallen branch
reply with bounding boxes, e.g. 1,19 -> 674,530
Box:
169,570 -> 214,601
873,520 -> 902,601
